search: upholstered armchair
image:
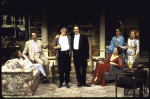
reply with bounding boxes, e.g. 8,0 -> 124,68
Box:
96,53 -> 125,82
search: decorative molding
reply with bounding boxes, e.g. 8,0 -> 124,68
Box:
53,25 -> 95,27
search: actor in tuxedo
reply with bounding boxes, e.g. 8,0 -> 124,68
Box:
71,24 -> 91,87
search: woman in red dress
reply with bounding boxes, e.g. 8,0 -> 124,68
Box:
87,46 -> 123,86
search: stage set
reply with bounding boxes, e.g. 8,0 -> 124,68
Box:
1,0 -> 149,98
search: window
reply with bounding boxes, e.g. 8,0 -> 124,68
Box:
29,16 -> 42,39
16,16 -> 24,25
6,16 -> 11,25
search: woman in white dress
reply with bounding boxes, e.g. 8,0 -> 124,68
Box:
119,30 -> 139,68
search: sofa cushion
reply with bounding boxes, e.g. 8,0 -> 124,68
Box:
3,61 -> 22,70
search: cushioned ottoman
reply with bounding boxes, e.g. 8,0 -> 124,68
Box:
2,65 -> 40,96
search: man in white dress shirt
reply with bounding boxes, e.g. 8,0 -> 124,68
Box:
71,24 -> 91,87
55,24 -> 91,87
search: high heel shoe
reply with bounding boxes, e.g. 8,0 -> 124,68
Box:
87,78 -> 96,84
93,80 -> 98,84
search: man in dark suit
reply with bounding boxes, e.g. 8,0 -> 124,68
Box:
71,24 -> 91,87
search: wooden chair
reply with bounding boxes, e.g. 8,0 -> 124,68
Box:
51,62 -> 59,83
115,65 -> 145,97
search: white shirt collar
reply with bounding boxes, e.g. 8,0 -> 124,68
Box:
32,39 -> 37,42
75,33 -> 80,36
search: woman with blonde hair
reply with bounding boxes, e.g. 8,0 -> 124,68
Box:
119,30 -> 140,68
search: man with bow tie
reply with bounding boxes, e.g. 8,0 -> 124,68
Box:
71,24 -> 91,87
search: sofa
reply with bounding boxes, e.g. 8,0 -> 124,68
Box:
1,63 -> 40,96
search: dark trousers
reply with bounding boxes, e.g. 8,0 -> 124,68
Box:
58,50 -> 71,84
73,49 -> 87,85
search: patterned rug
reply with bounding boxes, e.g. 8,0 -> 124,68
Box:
3,74 -> 149,98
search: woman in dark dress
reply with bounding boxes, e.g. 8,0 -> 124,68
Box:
87,46 -> 123,86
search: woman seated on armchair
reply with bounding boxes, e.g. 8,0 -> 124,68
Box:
87,46 -> 123,86
5,50 -> 50,83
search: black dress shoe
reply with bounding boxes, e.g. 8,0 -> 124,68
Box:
65,83 -> 70,88
42,78 -> 50,84
82,84 -> 91,87
43,76 -> 50,79
58,83 -> 62,88
77,83 -> 82,87
42,77 -> 47,83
